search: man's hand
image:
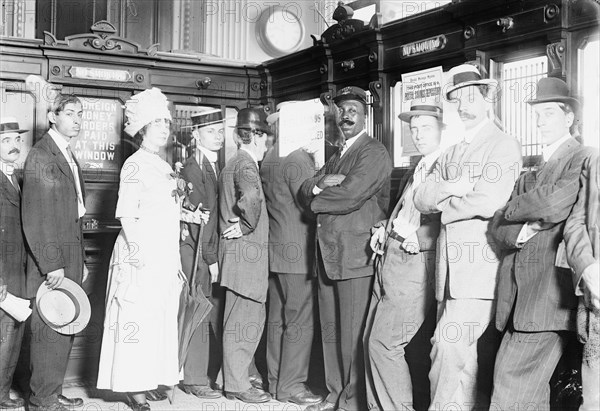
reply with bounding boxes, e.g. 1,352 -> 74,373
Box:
401,232 -> 420,254
0,284 -> 7,303
222,217 -> 242,239
370,226 -> 385,255
582,262 -> 600,310
82,264 -> 89,283
317,174 -> 346,189
209,262 -> 219,283
181,203 -> 210,225
46,268 -> 65,289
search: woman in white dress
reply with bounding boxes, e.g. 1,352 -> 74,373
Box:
97,88 -> 203,410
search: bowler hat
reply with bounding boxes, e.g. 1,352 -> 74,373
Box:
445,64 -> 498,98
399,101 -> 444,123
233,108 -> 269,134
527,77 -> 579,111
36,278 -> 91,335
182,108 -> 224,129
0,117 -> 29,134
333,86 -> 368,105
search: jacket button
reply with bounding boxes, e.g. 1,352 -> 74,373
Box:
317,223 -> 322,228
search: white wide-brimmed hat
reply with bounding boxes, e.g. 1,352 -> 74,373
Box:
445,64 -> 498,98
124,87 -> 172,137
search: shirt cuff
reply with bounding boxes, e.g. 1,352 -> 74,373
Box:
516,223 -> 537,246
312,185 -> 323,195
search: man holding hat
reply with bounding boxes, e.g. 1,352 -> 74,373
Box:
179,108 -> 225,399
22,94 -> 88,410
365,101 -> 443,411
490,77 -> 597,409
219,107 -> 271,404
260,102 -> 323,406
300,86 -> 392,411
0,117 -> 28,409
413,64 -> 522,409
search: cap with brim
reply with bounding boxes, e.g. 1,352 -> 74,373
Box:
0,117 -> 29,134
445,64 -> 498,98
399,103 -> 444,123
526,77 -> 579,111
36,278 -> 91,335
182,108 -> 224,129
333,86 -> 368,105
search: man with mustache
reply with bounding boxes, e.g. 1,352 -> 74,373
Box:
22,94 -> 88,411
0,117 -> 28,409
300,86 -> 392,411
413,64 -> 522,410
179,109 -> 225,400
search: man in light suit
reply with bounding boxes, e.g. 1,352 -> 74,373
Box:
260,103 -> 322,406
300,86 -> 392,411
564,149 -> 599,411
219,108 -> 271,404
413,64 -> 522,410
366,101 -> 443,411
0,117 -> 28,410
22,94 -> 88,410
179,109 -> 224,399
491,77 -> 597,410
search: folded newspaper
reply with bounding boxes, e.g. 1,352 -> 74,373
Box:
0,293 -> 32,322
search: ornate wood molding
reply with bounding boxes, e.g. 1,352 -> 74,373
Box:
547,41 -> 566,78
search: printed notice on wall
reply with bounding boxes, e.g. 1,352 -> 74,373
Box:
71,98 -> 122,170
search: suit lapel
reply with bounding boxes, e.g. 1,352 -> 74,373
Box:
44,134 -> 76,187
537,137 -> 580,183
0,172 -> 20,206
201,155 -> 218,186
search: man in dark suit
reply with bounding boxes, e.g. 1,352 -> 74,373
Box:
300,86 -> 392,411
219,108 -> 271,404
490,77 -> 596,410
22,94 -> 87,411
179,109 -> 225,399
365,101 -> 443,411
260,103 -> 322,406
0,117 -> 28,409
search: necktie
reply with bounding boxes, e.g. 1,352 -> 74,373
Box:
66,146 -> 85,216
11,174 -> 20,193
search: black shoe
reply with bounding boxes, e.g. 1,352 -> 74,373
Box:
225,387 -> 271,403
57,395 -> 84,407
181,384 -> 222,399
144,389 -> 166,402
286,389 -> 324,406
306,401 -> 337,411
127,395 -> 151,411
28,402 -> 68,411
0,398 -> 25,409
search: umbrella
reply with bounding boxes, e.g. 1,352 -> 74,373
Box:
178,223 -> 213,370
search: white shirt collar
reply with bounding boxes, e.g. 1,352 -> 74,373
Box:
463,118 -> 489,144
240,147 -> 259,166
418,149 -> 442,171
542,133 -> 572,162
48,127 -> 71,152
196,145 -> 218,164
341,130 -> 366,157
0,160 -> 15,179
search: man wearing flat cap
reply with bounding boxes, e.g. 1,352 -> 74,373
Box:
491,77 -> 598,410
0,117 -> 28,409
300,86 -> 392,411
179,109 -> 225,399
413,64 -> 522,409
219,107 -> 271,404
365,101 -> 443,411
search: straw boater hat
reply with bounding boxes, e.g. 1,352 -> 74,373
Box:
182,108 -> 224,129
124,87 -> 172,137
445,64 -> 499,98
36,278 -> 91,335
333,86 -> 368,105
399,101 -> 444,123
0,117 -> 29,134
526,77 -> 579,111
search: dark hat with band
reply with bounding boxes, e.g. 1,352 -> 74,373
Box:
183,108 -> 224,129
527,77 -> 579,111
333,86 -> 368,105
399,101 -> 444,123
0,117 -> 29,134
233,108 -> 269,134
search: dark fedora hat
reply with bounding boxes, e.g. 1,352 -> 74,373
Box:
399,100 -> 444,123
233,108 -> 269,134
182,108 -> 224,129
0,117 -> 29,134
333,86 -> 368,105
527,77 -> 579,111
